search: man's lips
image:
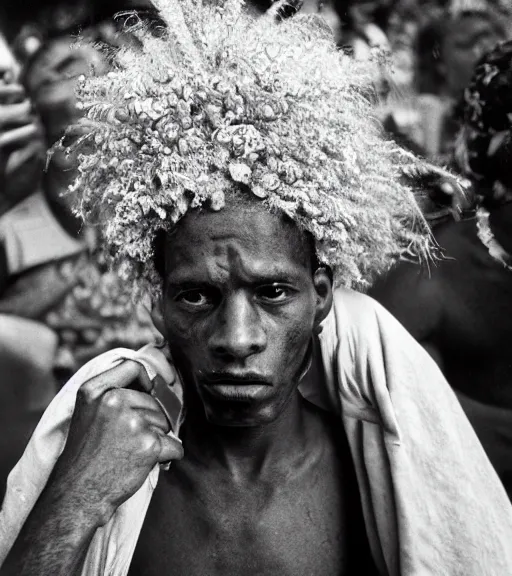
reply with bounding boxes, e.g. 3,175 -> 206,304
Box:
199,373 -> 272,401
200,373 -> 272,386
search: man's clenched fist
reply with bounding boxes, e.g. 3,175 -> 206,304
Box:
51,361 -> 184,526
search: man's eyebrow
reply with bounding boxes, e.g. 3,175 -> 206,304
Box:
166,267 -> 302,286
166,280 -> 213,291
246,272 -> 301,284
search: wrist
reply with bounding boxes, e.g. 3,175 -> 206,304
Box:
40,476 -> 113,532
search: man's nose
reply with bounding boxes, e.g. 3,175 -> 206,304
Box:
209,294 -> 267,360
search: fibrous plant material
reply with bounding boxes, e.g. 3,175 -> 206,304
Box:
64,0 -> 435,299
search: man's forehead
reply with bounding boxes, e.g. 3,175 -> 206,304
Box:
167,251 -> 305,286
164,204 -> 312,278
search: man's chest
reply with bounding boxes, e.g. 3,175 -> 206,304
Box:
129,455 -> 367,576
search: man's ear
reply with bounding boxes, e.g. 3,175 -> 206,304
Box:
312,267 -> 333,333
150,298 -> 168,339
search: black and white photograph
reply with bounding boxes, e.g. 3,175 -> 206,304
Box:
0,0 -> 511,574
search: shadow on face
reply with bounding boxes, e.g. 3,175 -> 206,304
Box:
156,198 -> 333,427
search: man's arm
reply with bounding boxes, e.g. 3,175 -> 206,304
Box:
1,480 -> 101,576
0,361 -> 184,576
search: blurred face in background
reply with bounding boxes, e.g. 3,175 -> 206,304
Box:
442,13 -> 505,99
0,30 -> 47,214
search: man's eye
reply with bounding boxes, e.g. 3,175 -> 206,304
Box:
257,285 -> 293,302
176,290 -> 211,307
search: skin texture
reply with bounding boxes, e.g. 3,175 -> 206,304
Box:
128,400 -> 377,576
129,202 -> 377,575
370,202 -> 512,497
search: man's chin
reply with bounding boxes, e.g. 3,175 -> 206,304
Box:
202,399 -> 280,428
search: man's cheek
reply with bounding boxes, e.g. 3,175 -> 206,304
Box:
276,319 -> 314,375
166,316 -> 209,365
165,310 -> 203,344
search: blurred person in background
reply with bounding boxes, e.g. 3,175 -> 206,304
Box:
413,1 -> 508,159
382,0 -> 509,161
0,31 -> 45,241
0,1 -> 161,497
337,0 -> 394,57
0,26 -> 60,503
370,39 -> 512,499
275,0 -> 394,57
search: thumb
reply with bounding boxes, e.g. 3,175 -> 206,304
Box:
156,433 -> 184,464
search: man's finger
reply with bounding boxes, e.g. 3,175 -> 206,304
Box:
0,100 -> 32,127
0,123 -> 38,148
116,388 -> 166,412
140,408 -> 171,434
156,434 -> 184,463
98,388 -> 172,432
81,360 -> 147,402
101,388 -> 161,411
136,365 -> 153,393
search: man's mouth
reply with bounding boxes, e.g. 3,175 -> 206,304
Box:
199,373 -> 272,401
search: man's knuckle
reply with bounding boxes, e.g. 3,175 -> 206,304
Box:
101,389 -> 124,409
76,384 -> 93,404
127,414 -> 144,433
140,432 -> 160,456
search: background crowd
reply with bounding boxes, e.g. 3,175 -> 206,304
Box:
0,0 -> 511,500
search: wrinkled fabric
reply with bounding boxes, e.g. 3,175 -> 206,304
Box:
312,290 -> 512,575
1,288 -> 512,575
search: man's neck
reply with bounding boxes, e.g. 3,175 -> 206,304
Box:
179,390 -> 310,481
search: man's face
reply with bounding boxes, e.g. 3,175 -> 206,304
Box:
443,15 -> 504,98
160,202 -> 332,427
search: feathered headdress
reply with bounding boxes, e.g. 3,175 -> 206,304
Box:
65,0 -> 434,298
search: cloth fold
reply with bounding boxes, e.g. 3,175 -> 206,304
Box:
2,288 -> 512,575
